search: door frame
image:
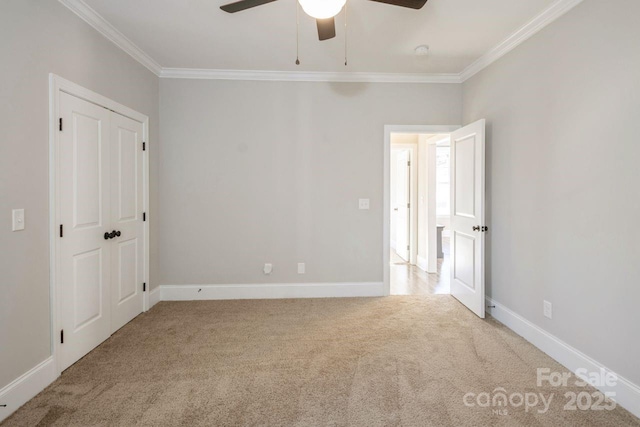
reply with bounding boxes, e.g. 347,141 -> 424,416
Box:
48,74 -> 150,376
383,125 -> 460,296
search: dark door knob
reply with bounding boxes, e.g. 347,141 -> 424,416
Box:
473,226 -> 481,231
104,230 -> 121,240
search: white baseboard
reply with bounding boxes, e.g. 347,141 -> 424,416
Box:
416,255 -> 428,272
148,286 -> 160,308
161,282 -> 384,301
0,357 -> 57,423
487,298 -> 640,419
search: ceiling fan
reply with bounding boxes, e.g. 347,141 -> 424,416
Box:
220,0 -> 428,41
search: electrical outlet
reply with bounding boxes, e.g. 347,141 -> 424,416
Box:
263,263 -> 273,275
298,263 -> 306,274
543,300 -> 553,319
358,199 -> 370,210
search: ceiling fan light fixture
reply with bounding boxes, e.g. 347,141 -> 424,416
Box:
298,0 -> 346,19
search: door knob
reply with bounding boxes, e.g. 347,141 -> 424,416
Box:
104,230 -> 121,240
473,226 -> 481,231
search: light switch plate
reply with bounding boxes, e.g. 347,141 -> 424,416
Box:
12,209 -> 25,231
298,263 -> 306,274
358,199 -> 370,210
543,300 -> 553,319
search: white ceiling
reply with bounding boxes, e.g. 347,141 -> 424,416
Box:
82,0 -> 557,74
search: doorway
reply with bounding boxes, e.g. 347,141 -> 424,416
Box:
50,75 -> 150,374
383,123 -> 487,317
389,132 -> 450,296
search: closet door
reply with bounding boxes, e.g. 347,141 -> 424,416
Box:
58,92 -> 112,371
109,112 -> 144,333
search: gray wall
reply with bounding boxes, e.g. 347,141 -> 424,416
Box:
0,0 -> 159,390
463,0 -> 640,385
159,80 -> 461,285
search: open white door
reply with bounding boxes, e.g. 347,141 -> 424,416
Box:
395,150 -> 411,261
450,119 -> 486,318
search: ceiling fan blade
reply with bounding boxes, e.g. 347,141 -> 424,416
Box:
316,18 -> 336,41
220,0 -> 278,13
367,0 -> 427,9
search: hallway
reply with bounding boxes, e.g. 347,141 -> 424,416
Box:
390,238 -> 450,296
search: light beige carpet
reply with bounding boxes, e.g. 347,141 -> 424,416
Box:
3,296 -> 639,426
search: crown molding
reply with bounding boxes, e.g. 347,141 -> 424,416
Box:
460,0 -> 584,82
159,68 -> 462,83
60,0 -> 584,84
58,0 -> 162,76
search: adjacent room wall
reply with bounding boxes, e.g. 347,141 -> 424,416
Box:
159,79 -> 461,285
0,0 -> 159,392
463,0 -> 640,386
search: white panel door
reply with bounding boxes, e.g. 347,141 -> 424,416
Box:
395,150 -> 411,261
58,92 -> 111,371
450,120 -> 486,318
110,112 -> 144,333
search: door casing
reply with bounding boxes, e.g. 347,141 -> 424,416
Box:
49,74 -> 150,376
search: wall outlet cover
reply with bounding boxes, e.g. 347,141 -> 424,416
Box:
297,263 -> 306,274
358,199 -> 370,210
263,263 -> 273,275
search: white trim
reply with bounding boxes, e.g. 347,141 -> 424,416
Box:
160,68 -> 461,83
384,125 -> 460,296
58,0 -> 162,76
58,0 -> 583,84
487,298 -> 640,419
160,283 -> 384,301
49,74 -> 151,376
460,0 -> 584,82
416,255 -> 428,272
0,358 -> 57,423
149,287 -> 161,308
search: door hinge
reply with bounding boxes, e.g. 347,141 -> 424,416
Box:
407,245 -> 410,251
59,118 -> 63,131
60,330 -> 64,344
60,224 -> 63,237
143,212 -> 146,222
407,203 -> 410,208
142,142 -> 146,151
407,161 -> 410,166
143,283 -> 146,292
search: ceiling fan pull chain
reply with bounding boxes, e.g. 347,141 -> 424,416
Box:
295,1 -> 301,65
344,1 -> 348,66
